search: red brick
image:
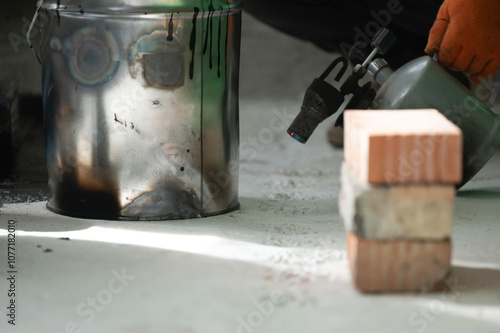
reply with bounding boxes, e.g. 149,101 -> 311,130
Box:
344,109 -> 462,184
347,232 -> 451,293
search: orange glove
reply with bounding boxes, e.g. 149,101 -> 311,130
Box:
425,0 -> 500,83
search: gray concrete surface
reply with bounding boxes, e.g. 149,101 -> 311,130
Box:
1,10 -> 500,333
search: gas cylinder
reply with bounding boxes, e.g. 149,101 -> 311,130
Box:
369,56 -> 500,187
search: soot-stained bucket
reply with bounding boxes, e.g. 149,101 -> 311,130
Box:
31,0 -> 242,220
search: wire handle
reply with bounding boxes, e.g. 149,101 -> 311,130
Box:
27,0 -> 45,64
488,69 -> 500,108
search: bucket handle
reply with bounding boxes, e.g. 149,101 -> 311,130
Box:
488,69 -> 500,107
27,0 -> 46,64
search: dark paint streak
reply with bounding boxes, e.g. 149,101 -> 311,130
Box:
56,0 -> 61,26
208,4 -> 215,69
189,7 -> 200,80
217,9 -> 223,78
202,5 -> 209,54
225,8 -> 230,79
167,12 -> 174,41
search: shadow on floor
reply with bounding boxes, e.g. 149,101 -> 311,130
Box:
456,187 -> 500,199
440,265 -> 500,306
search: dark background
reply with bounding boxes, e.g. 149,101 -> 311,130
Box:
0,0 -> 47,204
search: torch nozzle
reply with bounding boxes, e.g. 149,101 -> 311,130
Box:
286,78 -> 346,144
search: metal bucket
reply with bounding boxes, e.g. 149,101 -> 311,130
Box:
32,0 -> 242,220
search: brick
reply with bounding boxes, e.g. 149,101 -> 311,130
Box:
344,109 -> 462,184
347,232 -> 451,293
339,163 -> 454,240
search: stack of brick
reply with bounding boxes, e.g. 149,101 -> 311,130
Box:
339,109 -> 463,292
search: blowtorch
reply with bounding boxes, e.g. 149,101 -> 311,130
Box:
287,28 -> 500,188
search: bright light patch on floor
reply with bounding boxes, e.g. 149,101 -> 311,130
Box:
0,227 -> 344,277
1,227 -> 269,261
411,299 -> 500,325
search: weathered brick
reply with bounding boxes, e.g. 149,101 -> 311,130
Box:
347,232 -> 451,293
339,163 -> 454,240
344,109 -> 462,184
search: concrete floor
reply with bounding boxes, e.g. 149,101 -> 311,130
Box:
1,12 -> 500,333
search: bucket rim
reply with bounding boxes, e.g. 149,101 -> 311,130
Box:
39,0 -> 244,14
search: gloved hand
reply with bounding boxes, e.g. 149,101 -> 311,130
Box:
425,0 -> 500,83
